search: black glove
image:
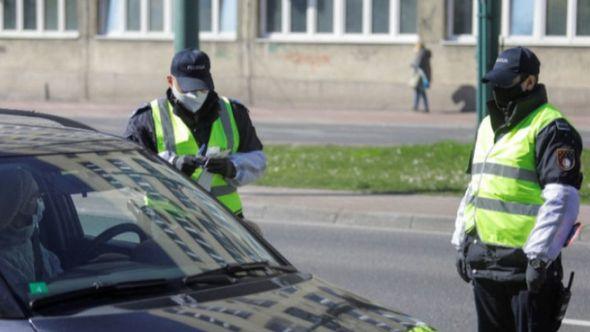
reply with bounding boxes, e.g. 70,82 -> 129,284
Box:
205,157 -> 237,179
173,156 -> 205,176
456,252 -> 471,283
526,259 -> 547,293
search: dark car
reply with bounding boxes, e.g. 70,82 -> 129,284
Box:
0,109 -> 436,332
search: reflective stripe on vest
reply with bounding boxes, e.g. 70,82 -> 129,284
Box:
466,195 -> 541,216
151,97 -> 243,215
464,104 -> 565,248
471,162 -> 539,183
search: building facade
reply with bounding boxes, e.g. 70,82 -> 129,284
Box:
0,0 -> 589,113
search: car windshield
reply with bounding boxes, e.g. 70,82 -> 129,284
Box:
0,149 -> 279,311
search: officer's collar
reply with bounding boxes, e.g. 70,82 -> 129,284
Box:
488,84 -> 548,132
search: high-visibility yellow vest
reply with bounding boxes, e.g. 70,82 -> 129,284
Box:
150,96 -> 242,215
464,103 -> 565,248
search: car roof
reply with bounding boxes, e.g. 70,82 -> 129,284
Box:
0,110 -> 138,157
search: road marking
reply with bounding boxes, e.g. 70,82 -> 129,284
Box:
563,318 -> 590,327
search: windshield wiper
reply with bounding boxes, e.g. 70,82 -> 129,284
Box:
182,262 -> 295,288
29,278 -> 173,312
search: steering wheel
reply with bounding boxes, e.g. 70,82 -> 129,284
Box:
79,223 -> 149,264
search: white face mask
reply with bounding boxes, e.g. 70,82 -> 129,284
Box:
172,85 -> 209,113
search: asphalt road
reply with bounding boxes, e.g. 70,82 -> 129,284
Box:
73,116 -> 478,146
73,116 -> 590,147
260,222 -> 590,332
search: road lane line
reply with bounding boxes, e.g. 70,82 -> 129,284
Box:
563,318 -> 590,327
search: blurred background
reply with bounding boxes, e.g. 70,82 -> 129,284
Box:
1,1 -> 590,331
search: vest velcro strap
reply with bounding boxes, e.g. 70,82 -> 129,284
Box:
157,98 -> 177,154
470,196 -> 541,216
471,162 -> 538,183
218,98 -> 234,152
210,185 -> 237,197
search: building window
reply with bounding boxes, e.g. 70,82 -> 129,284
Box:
546,0 -> 567,35
399,0 -> 416,33
372,0 -> 389,33
219,0 -> 237,32
265,0 -> 281,32
259,0 -> 418,43
0,0 -> 78,37
500,0 -> 590,44
126,0 -> 141,31
316,0 -> 334,33
345,0 -> 362,33
97,0 -> 237,40
291,0 -> 307,32
509,0 -> 534,35
449,0 -> 473,35
199,0 -> 212,31
446,0 -> 590,45
149,0 -> 164,31
446,0 -> 478,43
577,0 -> 590,36
45,0 -> 58,30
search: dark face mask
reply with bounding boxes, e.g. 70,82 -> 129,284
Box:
492,82 -> 525,110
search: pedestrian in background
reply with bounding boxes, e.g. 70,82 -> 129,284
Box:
410,42 -> 432,113
124,49 -> 266,221
452,47 -> 582,332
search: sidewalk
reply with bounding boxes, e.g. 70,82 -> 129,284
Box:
241,186 -> 590,243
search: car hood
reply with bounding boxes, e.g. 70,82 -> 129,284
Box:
30,274 -> 435,332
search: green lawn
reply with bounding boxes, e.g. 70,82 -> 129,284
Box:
258,142 -> 590,202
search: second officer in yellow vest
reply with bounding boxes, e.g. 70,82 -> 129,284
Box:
452,47 -> 583,332
124,49 -> 266,217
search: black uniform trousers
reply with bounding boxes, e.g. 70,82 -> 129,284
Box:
473,276 -> 563,332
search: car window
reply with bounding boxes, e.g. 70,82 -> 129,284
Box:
0,150 -> 280,313
72,191 -> 140,244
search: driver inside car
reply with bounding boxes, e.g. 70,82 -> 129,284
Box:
0,169 -> 62,300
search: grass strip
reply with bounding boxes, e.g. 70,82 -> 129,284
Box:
258,142 -> 590,202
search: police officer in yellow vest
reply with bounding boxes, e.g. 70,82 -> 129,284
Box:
124,49 -> 266,217
452,47 -> 583,332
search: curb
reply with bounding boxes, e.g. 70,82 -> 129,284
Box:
243,204 -> 455,233
243,204 -> 590,244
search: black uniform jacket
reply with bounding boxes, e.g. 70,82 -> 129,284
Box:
463,85 -> 583,282
124,89 -> 263,155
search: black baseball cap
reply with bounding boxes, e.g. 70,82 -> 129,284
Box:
171,49 -> 215,92
482,47 -> 540,88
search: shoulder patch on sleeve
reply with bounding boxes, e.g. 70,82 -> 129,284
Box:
131,103 -> 151,117
556,147 -> 576,171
